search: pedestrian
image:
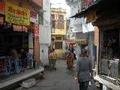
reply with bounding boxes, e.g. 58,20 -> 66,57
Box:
48,49 -> 57,70
26,51 -> 33,69
68,44 -> 74,53
9,49 -> 21,74
20,49 -> 27,71
76,50 -> 93,90
65,50 -> 74,70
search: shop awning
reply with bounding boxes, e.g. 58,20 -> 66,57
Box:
70,0 -> 103,18
70,0 -> 120,19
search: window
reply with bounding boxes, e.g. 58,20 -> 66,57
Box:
51,14 -> 55,20
57,21 -> 64,29
52,20 -> 55,33
59,15 -> 64,20
56,37 -> 62,40
52,20 -> 55,28
57,15 -> 64,29
55,42 -> 62,49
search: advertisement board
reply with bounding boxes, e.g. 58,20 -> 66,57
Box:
0,3 -> 5,14
5,2 -> 30,25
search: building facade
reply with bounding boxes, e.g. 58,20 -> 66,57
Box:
51,8 -> 67,50
66,0 -> 82,40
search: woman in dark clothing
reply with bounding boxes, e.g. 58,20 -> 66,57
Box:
76,51 -> 93,90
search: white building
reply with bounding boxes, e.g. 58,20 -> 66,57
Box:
66,0 -> 82,39
40,0 -> 51,66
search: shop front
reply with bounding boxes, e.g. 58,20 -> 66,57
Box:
99,29 -> 119,76
95,17 -> 120,89
92,1 -> 120,89
0,1 -> 43,89
71,0 -> 120,89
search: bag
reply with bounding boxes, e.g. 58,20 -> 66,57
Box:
88,79 -> 97,90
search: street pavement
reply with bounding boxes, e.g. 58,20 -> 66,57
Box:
16,60 -> 79,90
16,60 -> 99,90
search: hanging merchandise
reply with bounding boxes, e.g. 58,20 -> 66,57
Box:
82,18 -> 95,33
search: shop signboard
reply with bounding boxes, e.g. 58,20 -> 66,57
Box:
33,24 -> 40,64
30,10 -> 38,23
34,24 -> 39,37
81,0 -> 94,10
0,3 -> 5,14
5,2 -> 30,26
13,25 -> 28,32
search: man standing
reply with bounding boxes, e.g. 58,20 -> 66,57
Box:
76,50 -> 93,90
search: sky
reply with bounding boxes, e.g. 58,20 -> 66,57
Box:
50,0 -> 70,18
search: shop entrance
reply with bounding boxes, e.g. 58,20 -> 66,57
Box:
0,30 -> 28,56
0,27 -> 32,79
102,30 -> 119,59
100,29 -> 120,79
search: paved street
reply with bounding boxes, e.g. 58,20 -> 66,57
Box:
16,60 -> 100,90
16,60 -> 79,90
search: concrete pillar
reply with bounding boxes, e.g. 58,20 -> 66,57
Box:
40,44 -> 49,66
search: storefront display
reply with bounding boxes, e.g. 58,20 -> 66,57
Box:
0,26 -> 33,76
0,18 -> 34,80
99,30 -> 120,79
0,1 -> 42,86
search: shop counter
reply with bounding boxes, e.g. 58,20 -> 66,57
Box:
94,75 -> 120,90
0,67 -> 44,89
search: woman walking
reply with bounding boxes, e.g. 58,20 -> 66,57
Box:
76,50 -> 93,90
48,49 -> 57,70
65,51 -> 74,70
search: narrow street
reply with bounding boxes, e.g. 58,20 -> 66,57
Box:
16,60 -> 79,90
0,0 -> 120,90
